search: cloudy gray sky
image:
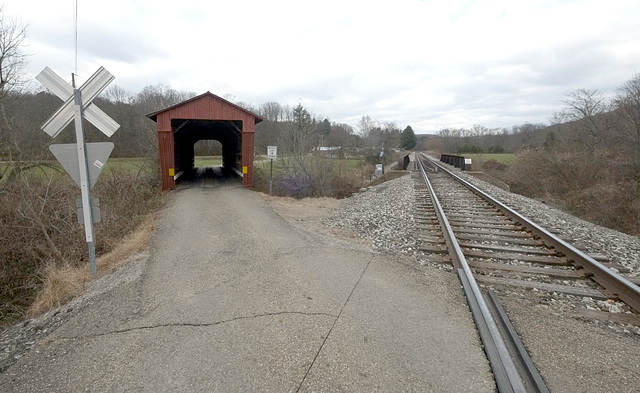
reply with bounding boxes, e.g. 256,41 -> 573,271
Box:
5,0 -> 640,133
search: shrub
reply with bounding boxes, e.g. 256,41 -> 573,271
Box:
482,159 -> 507,171
254,157 -> 364,199
0,166 -> 163,326
457,145 -> 483,154
278,173 -> 314,198
504,147 -> 640,235
488,145 -> 505,153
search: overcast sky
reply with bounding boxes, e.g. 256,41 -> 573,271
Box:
5,0 -> 640,133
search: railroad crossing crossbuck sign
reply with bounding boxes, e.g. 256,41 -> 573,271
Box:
37,66 -> 121,275
37,66 -> 119,138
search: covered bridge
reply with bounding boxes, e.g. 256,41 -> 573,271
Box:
146,92 -> 263,191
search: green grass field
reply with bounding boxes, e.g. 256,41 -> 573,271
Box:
194,156 -> 223,167
102,157 -> 155,175
463,153 -> 516,165
1,157 -> 155,180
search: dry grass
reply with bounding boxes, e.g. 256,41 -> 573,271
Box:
28,262 -> 90,315
95,213 -> 156,273
27,213 -> 156,317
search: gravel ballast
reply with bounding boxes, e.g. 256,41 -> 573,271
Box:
324,174 -> 419,256
325,169 -> 640,278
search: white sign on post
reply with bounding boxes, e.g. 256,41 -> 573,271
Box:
37,66 -> 120,275
267,146 -> 277,196
267,145 -> 277,160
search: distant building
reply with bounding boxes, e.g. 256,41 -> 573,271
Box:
314,146 -> 343,158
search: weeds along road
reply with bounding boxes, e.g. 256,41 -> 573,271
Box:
1,184 -> 495,392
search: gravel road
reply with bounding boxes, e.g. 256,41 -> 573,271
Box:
1,183 -> 495,392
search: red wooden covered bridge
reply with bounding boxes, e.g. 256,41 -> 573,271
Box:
147,92 -> 263,191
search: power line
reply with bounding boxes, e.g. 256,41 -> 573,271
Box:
73,0 -> 78,85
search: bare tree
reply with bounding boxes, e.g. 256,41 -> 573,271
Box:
280,103 -> 317,159
132,84 -> 196,153
0,7 -> 29,182
357,115 -> 376,139
555,89 -> 614,151
614,73 -> 640,184
325,122 -> 354,148
276,104 -> 342,197
0,7 -> 28,102
260,102 -> 282,122
134,84 -> 195,114
104,84 -> 132,105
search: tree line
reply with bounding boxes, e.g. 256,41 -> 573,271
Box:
0,85 -> 419,176
426,122 -> 549,154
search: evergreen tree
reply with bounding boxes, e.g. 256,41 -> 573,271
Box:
401,125 -> 417,149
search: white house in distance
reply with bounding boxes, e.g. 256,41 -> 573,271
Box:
314,146 -> 342,158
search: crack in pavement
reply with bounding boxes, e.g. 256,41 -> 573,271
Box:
296,255 -> 374,392
49,311 -> 338,341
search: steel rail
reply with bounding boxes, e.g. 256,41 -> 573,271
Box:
416,158 -> 526,393
421,153 -> 640,313
485,291 -> 550,393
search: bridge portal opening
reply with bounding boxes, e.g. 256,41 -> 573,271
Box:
194,140 -> 223,163
172,119 -> 242,184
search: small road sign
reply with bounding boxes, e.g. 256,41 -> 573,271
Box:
267,146 -> 277,160
267,146 -> 277,196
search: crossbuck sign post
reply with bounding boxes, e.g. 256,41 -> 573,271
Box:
37,67 -> 120,275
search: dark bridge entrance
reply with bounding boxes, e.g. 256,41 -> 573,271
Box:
147,92 -> 263,191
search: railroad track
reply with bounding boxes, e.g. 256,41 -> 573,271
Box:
413,153 -> 640,392
415,153 -> 640,316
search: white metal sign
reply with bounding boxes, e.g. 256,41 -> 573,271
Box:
37,66 -> 120,138
49,142 -> 114,190
267,146 -> 277,159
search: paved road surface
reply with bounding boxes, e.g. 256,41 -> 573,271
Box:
1,185 -> 494,392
